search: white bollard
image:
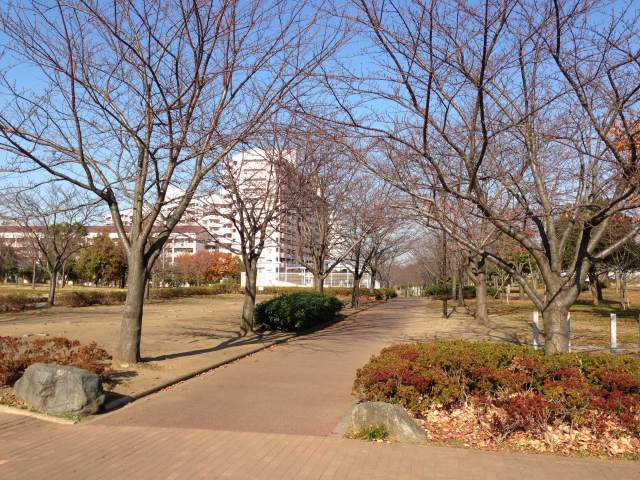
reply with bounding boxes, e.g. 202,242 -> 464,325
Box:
532,311 -> 540,350
610,313 -> 617,354
567,312 -> 572,352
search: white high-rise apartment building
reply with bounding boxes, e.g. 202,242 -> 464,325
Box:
100,149 -> 301,286
211,149 -> 299,287
2,149 -> 367,287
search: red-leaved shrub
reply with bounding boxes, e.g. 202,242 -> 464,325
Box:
354,341 -> 640,438
0,336 -> 112,386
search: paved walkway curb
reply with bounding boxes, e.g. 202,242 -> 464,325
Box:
0,405 -> 75,425
2,299 -> 637,480
0,299 -> 385,425
93,299 -> 386,417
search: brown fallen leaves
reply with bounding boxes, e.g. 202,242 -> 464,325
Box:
414,403 -> 640,458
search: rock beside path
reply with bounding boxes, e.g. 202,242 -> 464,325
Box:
348,401 -> 427,443
15,363 -> 105,416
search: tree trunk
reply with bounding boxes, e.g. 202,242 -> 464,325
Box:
313,274 -> 325,293
370,268 -> 377,294
118,255 -> 147,363
351,274 -> 362,308
47,268 -> 58,307
451,271 -> 457,301
475,270 -> 488,324
588,269 -> 601,306
456,269 -> 464,307
620,274 -> 627,308
241,259 -> 258,332
595,277 -> 604,303
542,303 -> 571,354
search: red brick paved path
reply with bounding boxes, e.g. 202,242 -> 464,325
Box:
1,299 -> 638,479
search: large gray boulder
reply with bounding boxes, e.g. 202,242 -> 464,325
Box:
349,401 -> 427,444
15,363 -> 105,416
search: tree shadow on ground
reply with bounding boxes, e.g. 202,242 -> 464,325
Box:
284,301 -> 430,354
101,390 -> 134,412
141,330 -> 278,362
105,369 -> 138,387
142,303 -> 380,361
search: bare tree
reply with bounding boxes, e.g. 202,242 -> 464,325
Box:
328,0 -> 640,353
408,234 -> 443,288
340,178 -> 397,307
2,185 -> 95,306
200,129 -> 301,331
368,233 -> 408,292
599,219 -> 640,308
0,0 -> 340,362
289,133 -> 368,292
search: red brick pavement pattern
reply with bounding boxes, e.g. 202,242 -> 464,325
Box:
1,421 -> 638,480
93,299 -> 432,436
1,299 -> 639,479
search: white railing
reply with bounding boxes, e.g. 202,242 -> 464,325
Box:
241,268 -> 373,288
277,271 -> 369,287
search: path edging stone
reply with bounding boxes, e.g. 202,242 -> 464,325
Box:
92,299 -> 388,418
0,404 -> 76,425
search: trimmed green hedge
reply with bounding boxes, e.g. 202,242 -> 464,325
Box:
259,286 -> 353,297
259,286 -> 397,300
61,290 -> 128,306
62,282 -> 242,305
0,283 -> 244,311
150,283 -> 241,300
422,282 -> 497,299
255,291 -> 343,332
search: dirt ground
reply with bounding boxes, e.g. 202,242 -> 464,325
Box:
413,303 -> 639,353
433,288 -> 640,354
2,287 -> 638,408
0,294 -> 293,400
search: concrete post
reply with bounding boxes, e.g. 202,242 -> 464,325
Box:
532,310 -> 540,350
610,313 -> 617,354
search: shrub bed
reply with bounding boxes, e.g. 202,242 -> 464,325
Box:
421,283 -> 498,299
383,288 -> 398,299
0,336 -> 112,386
259,286 -> 353,297
258,287 -> 396,301
59,290 -> 128,307
255,291 -> 343,331
150,283 -> 241,300
371,289 -> 398,300
0,283 -> 391,312
0,283 -> 244,311
0,293 -> 46,312
354,341 -> 640,456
